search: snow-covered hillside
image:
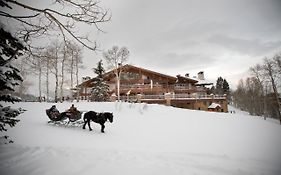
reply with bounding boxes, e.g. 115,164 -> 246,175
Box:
1,102 -> 281,175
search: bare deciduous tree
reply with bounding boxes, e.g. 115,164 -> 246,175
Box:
250,64 -> 266,119
13,57 -> 33,98
103,46 -> 129,101
24,51 -> 45,101
273,53 -> 281,75
263,57 -> 281,123
233,53 -> 281,124
60,43 -> 67,100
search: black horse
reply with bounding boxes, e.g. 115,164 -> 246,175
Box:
82,111 -> 113,132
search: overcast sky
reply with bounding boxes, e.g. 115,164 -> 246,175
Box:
77,0 -> 281,89
9,0 -> 281,94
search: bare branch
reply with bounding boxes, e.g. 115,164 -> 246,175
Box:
0,11 -> 40,18
2,0 -> 111,50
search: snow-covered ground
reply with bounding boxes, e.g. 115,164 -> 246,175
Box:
1,102 -> 281,175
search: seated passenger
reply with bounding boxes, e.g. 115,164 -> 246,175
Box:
49,105 -> 59,118
67,104 -> 79,115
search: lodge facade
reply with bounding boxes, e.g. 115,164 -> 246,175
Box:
78,64 -> 228,112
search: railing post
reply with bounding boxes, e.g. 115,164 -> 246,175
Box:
137,94 -> 142,103
172,92 -> 175,99
165,93 -> 171,106
110,93 -> 117,102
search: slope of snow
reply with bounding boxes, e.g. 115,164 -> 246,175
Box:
0,102 -> 281,175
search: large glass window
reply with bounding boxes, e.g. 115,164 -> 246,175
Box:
120,72 -> 141,80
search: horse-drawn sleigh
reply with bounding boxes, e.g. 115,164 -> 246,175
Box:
46,105 -> 113,133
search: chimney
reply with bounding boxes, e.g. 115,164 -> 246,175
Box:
198,71 -> 204,80
82,76 -> 91,82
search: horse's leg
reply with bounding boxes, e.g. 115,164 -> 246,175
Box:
88,120 -> 92,131
82,119 -> 87,129
100,123 -> 105,133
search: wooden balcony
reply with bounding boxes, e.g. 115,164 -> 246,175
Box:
120,94 -> 227,100
118,84 -> 205,94
119,84 -> 166,94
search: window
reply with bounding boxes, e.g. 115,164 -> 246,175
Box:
120,72 -> 140,80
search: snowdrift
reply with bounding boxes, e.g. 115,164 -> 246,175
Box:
0,102 -> 281,175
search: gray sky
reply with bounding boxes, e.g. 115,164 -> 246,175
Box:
79,0 -> 281,89
9,0 -> 280,95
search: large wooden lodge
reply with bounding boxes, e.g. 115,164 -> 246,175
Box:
77,64 -> 228,112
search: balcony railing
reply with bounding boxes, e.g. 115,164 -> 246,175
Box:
118,84 -> 203,93
120,94 -> 226,101
174,94 -> 226,100
120,84 -> 161,90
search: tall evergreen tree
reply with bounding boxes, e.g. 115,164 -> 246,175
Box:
0,27 -> 25,143
91,60 -> 109,101
215,77 -> 224,94
215,77 -> 230,95
223,79 -> 230,94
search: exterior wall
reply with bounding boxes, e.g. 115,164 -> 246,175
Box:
122,93 -> 229,112
194,101 -> 208,111
170,98 -> 228,112
216,99 -> 228,112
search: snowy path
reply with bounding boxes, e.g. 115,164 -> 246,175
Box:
0,102 -> 281,175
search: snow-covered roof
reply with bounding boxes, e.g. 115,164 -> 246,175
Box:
208,103 -> 221,109
186,72 -> 213,87
196,79 -> 213,85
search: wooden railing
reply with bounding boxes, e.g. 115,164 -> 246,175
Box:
120,84 -> 162,90
173,94 -> 226,99
119,84 -> 203,93
120,94 -> 226,101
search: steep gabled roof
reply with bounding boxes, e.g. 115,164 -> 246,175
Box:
78,64 -> 200,88
103,64 -> 177,82
176,75 -> 198,84
77,77 -> 99,88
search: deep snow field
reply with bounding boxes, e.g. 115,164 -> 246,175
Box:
0,101 -> 281,175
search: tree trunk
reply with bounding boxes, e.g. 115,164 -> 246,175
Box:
38,66 -> 42,102
60,49 -> 66,101
264,59 -> 281,124
270,76 -> 281,124
75,54 -> 79,102
117,75 -> 120,101
70,52 -> 74,89
54,51 -> 59,103
46,59 -> 49,102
